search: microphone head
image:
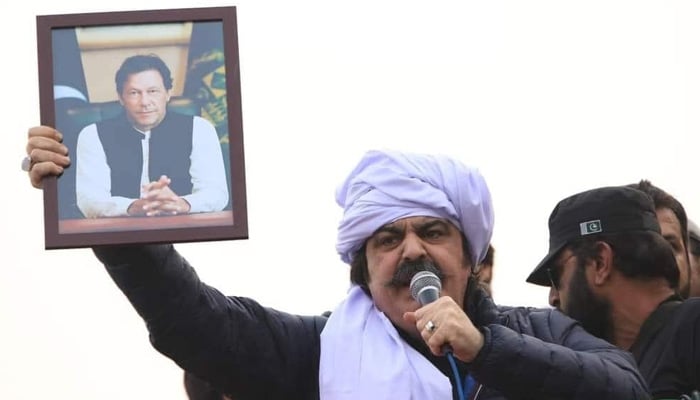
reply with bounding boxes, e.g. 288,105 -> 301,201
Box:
410,271 -> 442,304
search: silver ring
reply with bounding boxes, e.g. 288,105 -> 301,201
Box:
21,156 -> 32,172
425,320 -> 436,333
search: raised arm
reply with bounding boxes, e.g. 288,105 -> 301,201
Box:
24,131 -> 324,399
92,244 -> 326,400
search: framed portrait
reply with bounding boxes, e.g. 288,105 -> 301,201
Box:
36,6 -> 248,249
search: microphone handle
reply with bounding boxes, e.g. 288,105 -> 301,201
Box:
416,287 -> 453,355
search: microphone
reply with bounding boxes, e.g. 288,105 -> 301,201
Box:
410,271 -> 454,355
410,271 -> 442,306
410,271 -> 472,398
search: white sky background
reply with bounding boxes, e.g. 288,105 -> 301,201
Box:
2,1 -> 700,399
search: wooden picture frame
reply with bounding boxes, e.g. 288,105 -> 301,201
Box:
36,6 -> 248,249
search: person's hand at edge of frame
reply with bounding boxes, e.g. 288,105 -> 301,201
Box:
26,126 -> 70,189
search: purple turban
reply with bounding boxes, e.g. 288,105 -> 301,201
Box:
335,149 -> 494,267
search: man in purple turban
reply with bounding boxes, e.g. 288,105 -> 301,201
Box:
24,130 -> 649,400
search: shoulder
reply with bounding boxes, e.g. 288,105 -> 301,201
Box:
230,295 -> 330,335
192,115 -> 216,130
678,297 -> 700,311
670,298 -> 700,326
643,299 -> 700,355
499,306 -> 581,340
78,123 -> 98,136
498,305 -> 560,322
191,116 -> 219,140
77,123 -> 100,146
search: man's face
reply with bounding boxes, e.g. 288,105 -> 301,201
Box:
548,249 -> 612,340
656,207 -> 690,297
364,216 -> 471,337
119,69 -> 171,131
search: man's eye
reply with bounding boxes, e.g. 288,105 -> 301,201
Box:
425,230 -> 443,239
378,236 -> 398,246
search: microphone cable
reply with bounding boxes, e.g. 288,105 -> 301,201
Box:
447,351 -> 475,400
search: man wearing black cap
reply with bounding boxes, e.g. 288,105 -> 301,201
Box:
527,186 -> 700,399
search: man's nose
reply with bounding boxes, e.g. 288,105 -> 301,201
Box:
140,94 -> 153,105
548,286 -> 560,309
401,233 -> 427,261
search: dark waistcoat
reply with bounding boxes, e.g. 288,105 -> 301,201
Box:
96,112 -> 194,198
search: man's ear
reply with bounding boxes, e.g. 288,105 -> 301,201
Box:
592,241 -> 614,285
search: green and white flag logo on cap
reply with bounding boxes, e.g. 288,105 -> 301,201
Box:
580,220 -> 602,235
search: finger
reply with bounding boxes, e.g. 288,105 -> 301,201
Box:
27,136 -> 69,156
145,204 -> 168,217
154,192 -> 179,202
421,326 -> 448,357
127,200 -> 149,216
142,189 -> 174,201
29,162 -> 64,189
141,186 -> 158,197
144,175 -> 171,191
144,186 -> 179,202
420,318 -> 435,337
420,320 -> 454,357
155,201 -> 185,213
29,148 -> 71,168
141,200 -> 163,211
142,179 -> 169,192
403,311 -> 418,326
28,126 -> 63,142
141,184 -> 162,195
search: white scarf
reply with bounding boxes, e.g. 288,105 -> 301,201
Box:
319,286 -> 452,399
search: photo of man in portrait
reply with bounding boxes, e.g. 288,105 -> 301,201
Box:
75,53 -> 228,218
51,22 -> 231,220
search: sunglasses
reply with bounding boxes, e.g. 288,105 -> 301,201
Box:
546,253 -> 576,291
547,267 -> 561,290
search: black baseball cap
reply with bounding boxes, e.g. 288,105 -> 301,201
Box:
527,186 -> 661,286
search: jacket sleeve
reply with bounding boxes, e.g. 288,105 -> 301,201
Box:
92,244 -> 324,400
466,289 -> 650,400
468,290 -> 651,400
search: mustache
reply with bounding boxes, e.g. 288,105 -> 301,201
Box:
385,259 -> 444,288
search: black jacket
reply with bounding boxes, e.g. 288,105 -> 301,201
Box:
630,296 -> 700,398
93,244 -> 650,400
